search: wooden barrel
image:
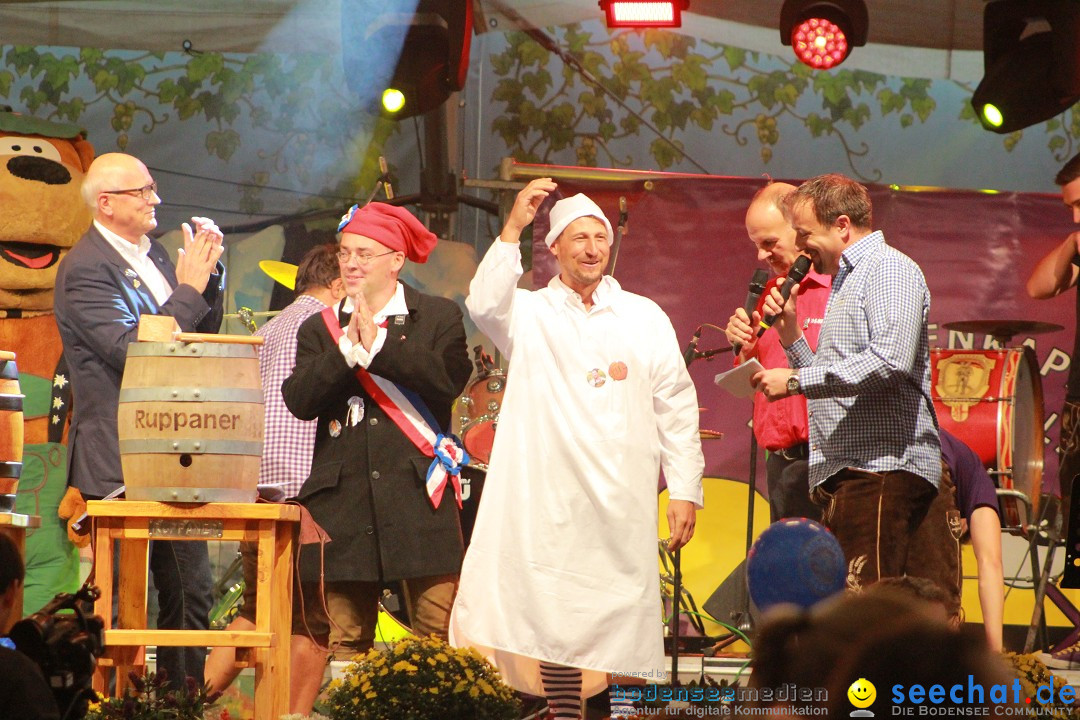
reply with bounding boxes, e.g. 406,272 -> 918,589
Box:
0,350 -> 23,512
117,341 -> 263,502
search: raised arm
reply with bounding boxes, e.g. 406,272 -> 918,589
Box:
1027,231 -> 1080,299
466,177 -> 557,355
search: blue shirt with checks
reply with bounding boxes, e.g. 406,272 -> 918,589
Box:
785,231 -> 941,490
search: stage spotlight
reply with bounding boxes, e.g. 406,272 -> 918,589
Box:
971,0 -> 1080,134
381,88 -> 406,115
600,1 -> 689,28
779,0 -> 868,69
342,0 -> 472,119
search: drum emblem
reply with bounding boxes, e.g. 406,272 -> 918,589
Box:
934,354 -> 996,422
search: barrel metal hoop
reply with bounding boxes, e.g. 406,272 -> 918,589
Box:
118,439 -> 263,455
0,393 -> 24,411
0,462 -> 22,478
132,487 -> 256,504
0,360 -> 18,380
119,387 -> 263,403
125,343 -> 256,359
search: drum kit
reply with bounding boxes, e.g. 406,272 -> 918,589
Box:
458,346 -> 505,470
935,319 -> 1061,530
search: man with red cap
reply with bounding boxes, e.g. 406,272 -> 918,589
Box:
451,179 -> 704,719
282,202 -> 471,665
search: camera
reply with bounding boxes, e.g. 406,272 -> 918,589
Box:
5,584 -> 105,720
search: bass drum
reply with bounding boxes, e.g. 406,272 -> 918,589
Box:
459,371 -> 506,467
931,347 -> 1044,528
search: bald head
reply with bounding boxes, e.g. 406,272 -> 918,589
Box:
746,182 -> 800,276
81,153 -> 160,243
82,153 -> 144,209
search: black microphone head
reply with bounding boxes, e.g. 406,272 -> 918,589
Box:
788,255 -> 811,283
749,268 -> 769,294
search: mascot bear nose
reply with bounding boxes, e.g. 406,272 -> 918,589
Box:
7,155 -> 71,185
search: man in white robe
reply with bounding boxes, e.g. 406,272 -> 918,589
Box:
450,178 -> 705,719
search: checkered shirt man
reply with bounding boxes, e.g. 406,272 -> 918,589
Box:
256,294 -> 329,497
784,230 -> 941,490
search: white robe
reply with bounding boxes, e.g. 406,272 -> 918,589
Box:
449,241 -> 704,697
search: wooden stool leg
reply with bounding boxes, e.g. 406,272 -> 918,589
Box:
91,519 -> 114,695
253,519 -> 292,718
116,537 -> 149,694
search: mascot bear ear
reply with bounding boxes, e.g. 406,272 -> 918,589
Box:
72,135 -> 95,173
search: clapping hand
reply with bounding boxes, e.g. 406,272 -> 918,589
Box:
175,216 -> 224,293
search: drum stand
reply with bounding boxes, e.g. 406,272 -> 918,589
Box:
1026,483 -> 1080,654
1003,489 -> 1059,653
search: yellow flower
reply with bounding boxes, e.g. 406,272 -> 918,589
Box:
366,691 -> 376,699
350,675 -> 360,687
435,652 -> 449,662
392,660 -> 418,673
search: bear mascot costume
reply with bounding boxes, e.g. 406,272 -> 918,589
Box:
0,107 -> 94,615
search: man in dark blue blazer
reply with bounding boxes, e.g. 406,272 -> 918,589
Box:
53,152 -> 225,690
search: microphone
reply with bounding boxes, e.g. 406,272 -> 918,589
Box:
378,156 -> 394,200
682,326 -> 702,367
733,268 -> 770,355
695,346 -> 732,361
757,255 -> 811,337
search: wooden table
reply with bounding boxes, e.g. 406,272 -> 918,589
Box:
87,500 -> 299,718
0,511 -> 41,632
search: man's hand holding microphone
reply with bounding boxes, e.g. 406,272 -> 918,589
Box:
750,255 -> 810,401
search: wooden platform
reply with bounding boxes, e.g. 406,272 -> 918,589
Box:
88,500 -> 299,719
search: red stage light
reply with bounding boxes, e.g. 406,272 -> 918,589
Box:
601,1 -> 687,28
792,17 -> 850,68
780,0 -> 867,70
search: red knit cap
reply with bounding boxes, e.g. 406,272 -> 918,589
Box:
337,202 -> 437,263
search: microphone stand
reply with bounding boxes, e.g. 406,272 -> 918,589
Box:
733,430 -> 757,636
672,332 -> 732,681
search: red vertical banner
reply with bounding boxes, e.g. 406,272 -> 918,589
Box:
524,170 -> 1076,499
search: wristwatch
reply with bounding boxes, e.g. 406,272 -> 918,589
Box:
786,370 -> 801,395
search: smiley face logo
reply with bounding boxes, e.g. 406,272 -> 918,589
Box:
847,678 -> 876,709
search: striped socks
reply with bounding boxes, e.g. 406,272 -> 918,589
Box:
539,661 -> 583,719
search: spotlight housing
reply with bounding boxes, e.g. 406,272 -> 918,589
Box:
971,0 -> 1080,134
600,0 -> 689,28
342,0 -> 472,119
780,0 -> 868,69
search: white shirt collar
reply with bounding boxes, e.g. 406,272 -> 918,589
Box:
340,281 -> 407,322
547,273 -> 621,313
94,219 -> 151,260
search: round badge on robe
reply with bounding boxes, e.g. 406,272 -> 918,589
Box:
347,396 -> 364,426
586,368 -> 606,388
329,419 -> 342,437
609,361 -> 628,381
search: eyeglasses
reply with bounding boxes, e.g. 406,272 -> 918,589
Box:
103,182 -> 158,202
336,248 -> 397,265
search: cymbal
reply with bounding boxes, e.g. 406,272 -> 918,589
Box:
259,260 -> 298,290
942,320 -> 1064,341
700,429 -> 723,441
